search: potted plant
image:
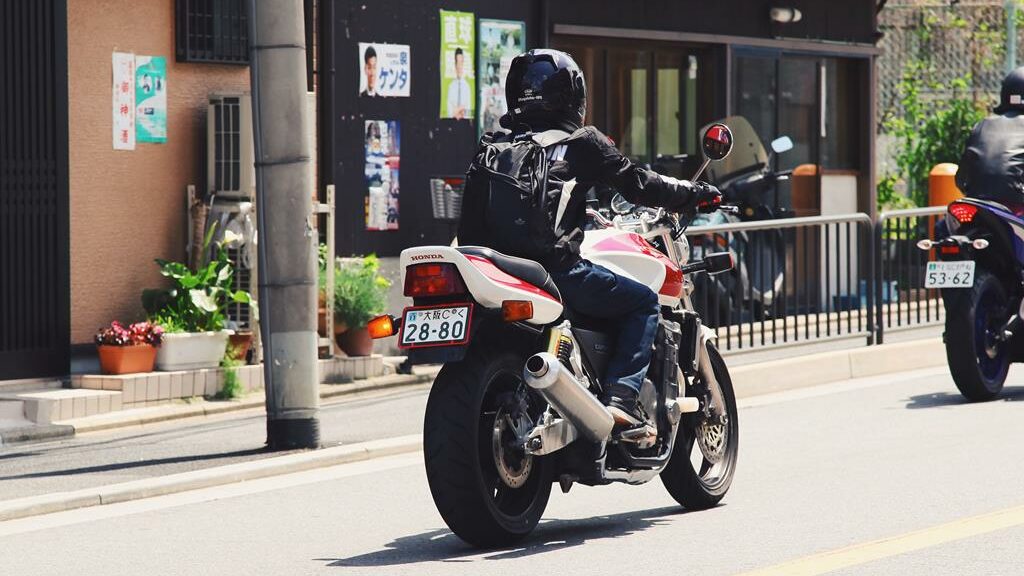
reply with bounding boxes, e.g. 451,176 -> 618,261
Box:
95,321 -> 164,375
332,255 -> 391,356
144,228 -> 253,371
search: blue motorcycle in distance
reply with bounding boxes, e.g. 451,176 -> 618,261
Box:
918,198 -> 1024,401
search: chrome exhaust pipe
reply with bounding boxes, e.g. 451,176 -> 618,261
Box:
523,353 -> 614,442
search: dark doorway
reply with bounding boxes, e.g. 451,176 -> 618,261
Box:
552,36 -> 716,174
733,49 -> 862,214
0,0 -> 70,379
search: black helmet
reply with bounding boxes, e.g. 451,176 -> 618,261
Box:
503,49 -> 587,128
996,66 -> 1024,113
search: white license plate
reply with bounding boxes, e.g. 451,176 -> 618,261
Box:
399,305 -> 472,348
924,261 -> 975,289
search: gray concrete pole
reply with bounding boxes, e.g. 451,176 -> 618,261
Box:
1008,0 -> 1018,74
248,0 -> 320,449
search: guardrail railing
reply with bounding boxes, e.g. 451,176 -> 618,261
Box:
875,206 -> 947,344
682,206 -> 954,353
684,213 -> 876,353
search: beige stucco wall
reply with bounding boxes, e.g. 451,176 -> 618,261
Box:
68,0 -> 249,344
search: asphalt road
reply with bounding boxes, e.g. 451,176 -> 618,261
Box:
4,365 -> 1024,575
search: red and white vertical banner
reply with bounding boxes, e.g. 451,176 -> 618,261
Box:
112,52 -> 136,150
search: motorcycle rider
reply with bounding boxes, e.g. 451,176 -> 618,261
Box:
473,49 -> 722,428
956,66 -> 1024,208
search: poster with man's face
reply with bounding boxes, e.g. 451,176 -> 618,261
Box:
358,43 -> 411,98
439,10 -> 475,120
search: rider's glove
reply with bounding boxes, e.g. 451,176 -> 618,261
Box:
693,182 -> 723,213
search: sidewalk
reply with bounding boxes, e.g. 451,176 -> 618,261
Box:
0,377 -> 433,503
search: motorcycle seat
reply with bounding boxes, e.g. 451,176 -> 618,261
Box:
456,246 -> 561,301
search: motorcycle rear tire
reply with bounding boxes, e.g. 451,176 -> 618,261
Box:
661,342 -> 739,510
944,271 -> 1010,402
423,345 -> 551,548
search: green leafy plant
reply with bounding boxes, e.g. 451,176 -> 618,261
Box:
879,9 -> 995,210
332,255 -> 391,329
216,354 -> 244,400
883,71 -> 987,208
143,226 -> 252,333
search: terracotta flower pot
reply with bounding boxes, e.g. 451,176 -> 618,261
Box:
97,344 -> 158,375
336,326 -> 373,357
228,331 -> 253,362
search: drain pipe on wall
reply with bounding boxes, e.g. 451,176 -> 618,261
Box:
248,0 -> 321,450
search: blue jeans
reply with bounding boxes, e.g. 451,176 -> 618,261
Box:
550,260 -> 660,394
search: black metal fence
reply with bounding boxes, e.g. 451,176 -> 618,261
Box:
875,207 -> 947,344
684,208 -> 948,353
685,214 -> 876,353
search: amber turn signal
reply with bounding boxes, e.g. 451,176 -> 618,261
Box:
367,315 -> 397,339
501,300 -> 534,322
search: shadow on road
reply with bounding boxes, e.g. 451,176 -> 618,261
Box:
319,505 -> 698,567
0,447 -> 270,481
905,386 -> 1024,409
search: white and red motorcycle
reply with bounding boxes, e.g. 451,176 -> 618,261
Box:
368,125 -> 740,547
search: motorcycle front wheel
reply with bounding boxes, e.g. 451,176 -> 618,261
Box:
661,342 -> 739,510
423,344 -> 551,548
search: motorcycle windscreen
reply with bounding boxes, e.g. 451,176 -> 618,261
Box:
701,116 -> 768,184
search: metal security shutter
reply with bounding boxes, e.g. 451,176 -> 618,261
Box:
0,0 -> 70,380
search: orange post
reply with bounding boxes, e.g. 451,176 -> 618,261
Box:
928,163 -> 963,207
928,163 -> 962,243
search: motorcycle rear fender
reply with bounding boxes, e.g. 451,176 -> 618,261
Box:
399,246 -> 564,325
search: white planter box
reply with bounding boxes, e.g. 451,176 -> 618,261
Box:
155,330 -> 232,371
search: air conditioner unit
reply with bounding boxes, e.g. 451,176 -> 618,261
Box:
207,93 -> 255,199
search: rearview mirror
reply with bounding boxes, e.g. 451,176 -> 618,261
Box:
771,136 -> 794,154
702,124 -> 733,161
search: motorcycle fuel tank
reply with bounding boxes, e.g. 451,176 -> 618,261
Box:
580,229 -> 684,306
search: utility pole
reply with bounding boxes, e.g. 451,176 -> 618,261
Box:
248,0 -> 320,449
1008,0 -> 1018,74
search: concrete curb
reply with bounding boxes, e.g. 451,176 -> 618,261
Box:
0,424 -> 75,446
730,338 -> 945,398
62,370 -> 440,435
0,434 -> 422,522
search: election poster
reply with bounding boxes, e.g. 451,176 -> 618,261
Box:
439,10 -> 475,120
478,19 -> 525,136
135,55 -> 167,143
364,120 -> 401,231
357,42 -> 411,98
112,52 -> 136,150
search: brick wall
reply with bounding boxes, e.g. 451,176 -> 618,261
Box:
67,0 -> 250,344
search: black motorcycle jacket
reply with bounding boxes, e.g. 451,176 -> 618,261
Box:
956,112 -> 1024,203
508,121 -> 704,271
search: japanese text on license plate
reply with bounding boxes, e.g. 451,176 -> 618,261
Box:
400,305 -> 471,347
924,260 -> 975,289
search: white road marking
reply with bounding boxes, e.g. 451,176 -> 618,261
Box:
0,452 -> 423,537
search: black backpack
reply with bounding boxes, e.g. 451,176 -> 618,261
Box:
458,129 -> 578,262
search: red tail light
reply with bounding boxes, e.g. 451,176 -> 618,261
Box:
404,263 -> 466,297
949,203 -> 978,224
